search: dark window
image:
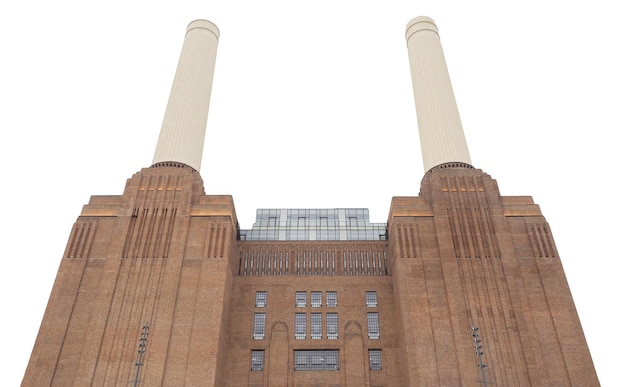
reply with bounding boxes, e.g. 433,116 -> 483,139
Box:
326,291 -> 338,307
294,350 -> 339,371
369,349 -> 382,370
252,313 -> 265,340
367,312 -> 380,339
327,312 -> 338,340
296,291 -> 306,307
253,313 -> 265,340
311,291 -> 322,307
311,313 -> 322,340
295,313 -> 306,339
251,350 -> 264,371
366,291 -> 377,307
256,291 -> 267,308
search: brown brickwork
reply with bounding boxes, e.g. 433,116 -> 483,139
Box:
23,166 -> 238,386
23,166 -> 598,386
387,167 -> 598,386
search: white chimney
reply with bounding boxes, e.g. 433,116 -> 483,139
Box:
152,19 -> 220,171
405,16 -> 472,173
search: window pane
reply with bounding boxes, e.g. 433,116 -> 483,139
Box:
294,350 -> 339,371
311,313 -> 322,339
256,291 -> 267,308
311,291 -> 322,307
295,313 -> 306,339
366,291 -> 377,307
253,313 -> 266,340
251,350 -> 264,371
326,291 -> 337,307
367,312 -> 380,339
327,312 -> 338,340
295,351 -> 307,365
369,349 -> 382,370
296,291 -> 306,307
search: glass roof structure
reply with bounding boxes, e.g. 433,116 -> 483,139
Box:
238,209 -> 387,241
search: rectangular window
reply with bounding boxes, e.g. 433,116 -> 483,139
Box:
311,291 -> 322,307
253,313 -> 266,340
311,313 -> 322,339
251,350 -> 264,371
366,291 -> 377,307
327,312 -> 338,340
255,291 -> 267,308
295,313 -> 306,339
326,291 -> 337,307
296,291 -> 306,307
294,350 -> 339,371
369,349 -> 382,370
367,312 -> 380,339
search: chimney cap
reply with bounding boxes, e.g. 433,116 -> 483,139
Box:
406,16 -> 438,40
187,19 -> 220,39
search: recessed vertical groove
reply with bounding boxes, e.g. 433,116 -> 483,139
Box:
402,226 -> 411,258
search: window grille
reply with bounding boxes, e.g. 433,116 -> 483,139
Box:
369,349 -> 382,370
311,313 -> 322,339
253,313 -> 266,340
366,291 -> 377,307
327,313 -> 338,340
296,291 -> 306,307
326,291 -> 337,307
295,313 -> 306,339
255,291 -> 267,308
294,350 -> 339,371
367,312 -> 380,339
251,350 -> 264,371
311,291 -> 322,307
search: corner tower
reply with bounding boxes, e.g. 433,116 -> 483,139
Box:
23,20 -> 240,386
384,16 -> 598,386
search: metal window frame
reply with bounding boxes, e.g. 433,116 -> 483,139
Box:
251,350 -> 265,371
326,291 -> 338,307
369,349 -> 382,370
366,291 -> 378,307
311,291 -> 322,307
311,312 -> 322,340
255,291 -> 267,308
294,350 -> 339,371
295,313 -> 306,339
253,313 -> 266,340
296,291 -> 306,307
367,312 -> 380,339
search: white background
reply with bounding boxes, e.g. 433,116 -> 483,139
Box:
1,1 -> 623,385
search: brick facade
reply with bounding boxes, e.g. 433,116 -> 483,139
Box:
22,165 -> 599,386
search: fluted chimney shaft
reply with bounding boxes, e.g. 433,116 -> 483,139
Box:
152,20 -> 219,171
406,16 -> 472,173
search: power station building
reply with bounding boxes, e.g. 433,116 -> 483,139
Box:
23,17 -> 599,386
